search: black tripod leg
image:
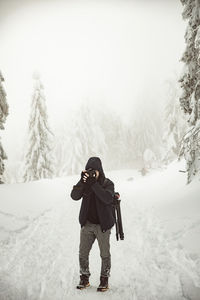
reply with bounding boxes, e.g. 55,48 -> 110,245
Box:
116,203 -> 124,240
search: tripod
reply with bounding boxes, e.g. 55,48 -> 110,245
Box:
113,192 -> 124,241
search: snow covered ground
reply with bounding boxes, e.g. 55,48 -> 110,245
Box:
0,161 -> 200,300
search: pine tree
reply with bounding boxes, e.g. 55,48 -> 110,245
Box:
99,110 -> 133,170
66,102 -> 107,175
131,103 -> 162,169
163,78 -> 186,164
133,117 -> 158,167
23,74 -> 54,182
179,0 -> 200,182
52,123 -> 70,177
0,71 -> 9,183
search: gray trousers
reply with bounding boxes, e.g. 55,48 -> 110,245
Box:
79,221 -> 111,277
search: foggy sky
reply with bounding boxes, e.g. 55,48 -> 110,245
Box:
0,0 -> 186,161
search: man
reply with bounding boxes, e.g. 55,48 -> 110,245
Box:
70,157 -> 115,292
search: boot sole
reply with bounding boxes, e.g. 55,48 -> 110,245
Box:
77,283 -> 90,290
97,287 -> 109,292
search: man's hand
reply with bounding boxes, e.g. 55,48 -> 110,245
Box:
81,170 -> 88,183
81,170 -> 99,185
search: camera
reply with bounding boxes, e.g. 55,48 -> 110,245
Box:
85,168 -> 96,177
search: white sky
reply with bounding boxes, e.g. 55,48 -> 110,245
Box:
0,0 -> 186,161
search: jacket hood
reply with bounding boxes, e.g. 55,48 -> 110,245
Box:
85,157 -> 105,185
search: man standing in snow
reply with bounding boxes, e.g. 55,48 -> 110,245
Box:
70,157 -> 115,292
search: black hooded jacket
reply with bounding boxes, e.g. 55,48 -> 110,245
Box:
70,157 -> 115,232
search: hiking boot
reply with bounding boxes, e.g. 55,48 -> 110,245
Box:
97,276 -> 109,292
76,274 -> 90,289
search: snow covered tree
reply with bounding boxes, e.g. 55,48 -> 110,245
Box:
133,119 -> 159,168
66,102 -> 107,175
179,0 -> 200,182
163,78 -> 187,164
52,123 -> 70,177
0,140 -> 7,183
103,115 -> 137,170
98,110 -> 128,170
0,71 -> 9,183
143,148 -> 157,169
23,74 -> 54,182
131,101 -> 163,170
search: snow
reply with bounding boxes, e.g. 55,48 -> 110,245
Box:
0,161 -> 200,300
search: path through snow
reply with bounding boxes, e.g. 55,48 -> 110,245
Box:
0,170 -> 200,300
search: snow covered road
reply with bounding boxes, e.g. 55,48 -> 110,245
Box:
0,165 -> 200,300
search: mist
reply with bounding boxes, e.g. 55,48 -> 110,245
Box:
0,0 -> 186,168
